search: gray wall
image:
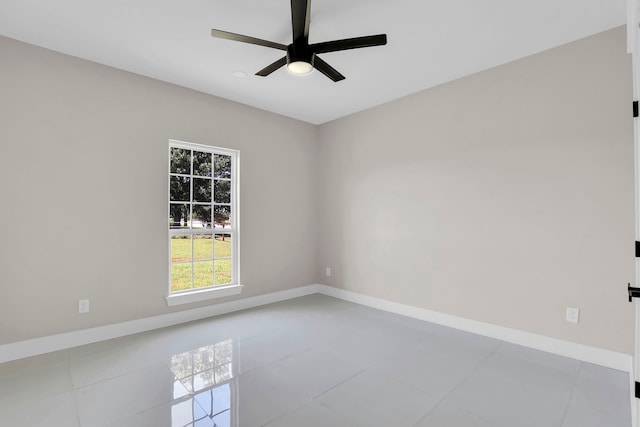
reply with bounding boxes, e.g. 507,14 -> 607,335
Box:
317,27 -> 635,354
0,36 -> 318,345
1,26 -> 635,355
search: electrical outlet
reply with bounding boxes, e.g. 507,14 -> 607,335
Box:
566,307 -> 579,323
326,267 -> 331,277
79,299 -> 90,314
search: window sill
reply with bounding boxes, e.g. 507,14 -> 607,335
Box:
165,284 -> 244,306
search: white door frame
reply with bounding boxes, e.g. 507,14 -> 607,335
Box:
629,1 -> 640,426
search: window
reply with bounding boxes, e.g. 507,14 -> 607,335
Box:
167,140 -> 240,305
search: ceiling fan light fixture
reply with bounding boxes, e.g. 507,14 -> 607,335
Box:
211,0 -> 387,82
287,60 -> 313,75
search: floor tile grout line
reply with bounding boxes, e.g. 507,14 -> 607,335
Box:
410,338 -> 504,427
63,353 -> 85,427
71,359 -> 175,391
309,367 -> 370,400
557,361 -> 585,427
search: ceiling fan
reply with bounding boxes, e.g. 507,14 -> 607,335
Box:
210,0 -> 387,82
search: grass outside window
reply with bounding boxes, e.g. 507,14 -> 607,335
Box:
171,235 -> 232,291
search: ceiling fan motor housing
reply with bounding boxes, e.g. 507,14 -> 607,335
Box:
287,43 -> 314,67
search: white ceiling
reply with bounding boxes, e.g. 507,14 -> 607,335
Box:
0,0 -> 627,124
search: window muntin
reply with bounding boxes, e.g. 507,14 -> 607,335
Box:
169,141 -> 238,294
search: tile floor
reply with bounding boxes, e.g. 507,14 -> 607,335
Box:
0,294 -> 632,427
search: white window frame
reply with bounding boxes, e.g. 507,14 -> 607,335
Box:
166,139 -> 241,306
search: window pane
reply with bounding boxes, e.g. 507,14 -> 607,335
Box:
171,399 -> 196,426
214,180 -> 231,204
193,178 -> 212,202
194,261 -> 213,288
171,350 -> 193,379
193,390 -> 212,418
193,151 -> 212,177
170,176 -> 191,202
214,234 -> 231,258
215,363 -> 233,384
193,370 -> 215,393
212,409 -> 231,427
214,154 -> 231,179
212,384 -> 232,418
194,235 -> 213,261
170,204 -> 190,229
215,259 -> 232,285
192,205 -> 211,229
170,148 -> 191,174
171,235 -> 192,262
195,386 -> 233,419
214,340 -> 233,363
214,205 -> 231,228
171,263 -> 192,292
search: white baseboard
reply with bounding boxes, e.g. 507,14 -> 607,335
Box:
0,283 -> 632,375
0,284 -> 321,364
315,285 -> 633,373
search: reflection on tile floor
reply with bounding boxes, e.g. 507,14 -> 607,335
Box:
0,294 -> 632,426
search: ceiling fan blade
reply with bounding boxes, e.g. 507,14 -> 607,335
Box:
211,29 -> 287,51
310,34 -> 387,54
255,56 -> 288,76
313,56 -> 345,82
291,0 -> 311,43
